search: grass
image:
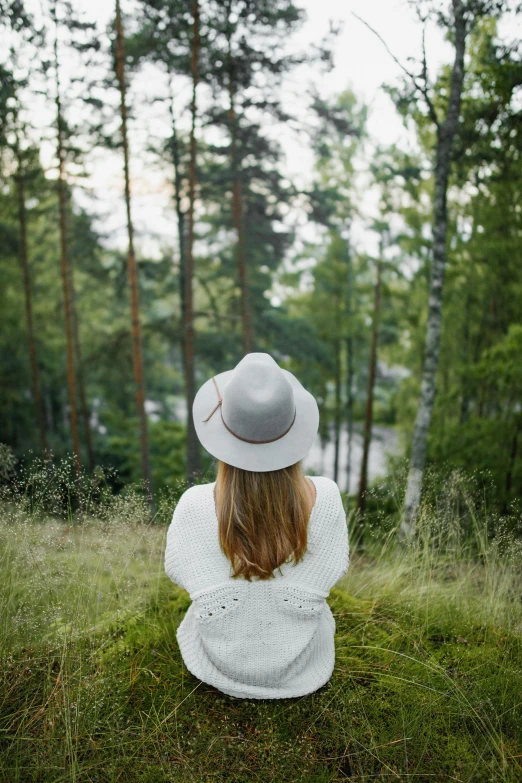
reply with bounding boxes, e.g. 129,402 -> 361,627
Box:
0,462 -> 521,782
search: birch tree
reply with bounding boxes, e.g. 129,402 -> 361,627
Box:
399,0 -> 507,538
400,0 -> 468,537
355,0 -> 511,538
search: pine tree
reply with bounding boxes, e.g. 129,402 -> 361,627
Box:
51,0 -> 81,471
345,232 -> 354,494
114,0 -> 154,501
357,237 -> 384,518
306,90 -> 366,491
123,0 -> 202,484
0,16 -> 49,454
184,0 -> 202,485
13,113 -> 48,454
33,0 -> 102,469
203,0 -> 325,354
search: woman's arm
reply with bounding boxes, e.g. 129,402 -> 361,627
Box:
164,498 -> 188,591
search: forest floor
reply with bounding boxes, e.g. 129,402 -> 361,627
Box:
0,513 -> 521,783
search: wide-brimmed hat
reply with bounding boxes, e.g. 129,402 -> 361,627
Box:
192,352 -> 319,472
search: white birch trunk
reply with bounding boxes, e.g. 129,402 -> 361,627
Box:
400,0 -> 467,541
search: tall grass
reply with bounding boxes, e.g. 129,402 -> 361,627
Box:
344,463 -> 522,637
0,447 -> 188,656
0,447 -> 521,782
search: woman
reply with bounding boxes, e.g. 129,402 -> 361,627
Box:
164,352 -> 350,699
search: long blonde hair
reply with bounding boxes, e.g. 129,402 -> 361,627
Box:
215,460 -> 313,582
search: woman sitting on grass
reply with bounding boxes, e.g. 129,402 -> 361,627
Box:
165,352 -> 350,700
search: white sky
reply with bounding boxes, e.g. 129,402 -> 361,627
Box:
15,0 -> 520,283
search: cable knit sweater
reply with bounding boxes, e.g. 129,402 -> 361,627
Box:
164,475 -> 350,699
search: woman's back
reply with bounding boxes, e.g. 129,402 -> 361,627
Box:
164,474 -> 349,700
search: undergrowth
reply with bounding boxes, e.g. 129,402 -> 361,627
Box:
0,449 -> 521,782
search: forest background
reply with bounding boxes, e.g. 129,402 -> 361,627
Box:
1,0 -> 522,536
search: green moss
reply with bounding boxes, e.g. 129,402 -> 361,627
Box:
1,579 -> 521,782
1,515 -> 522,783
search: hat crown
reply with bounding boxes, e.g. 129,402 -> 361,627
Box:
221,353 -> 295,442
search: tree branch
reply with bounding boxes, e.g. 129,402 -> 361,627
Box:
420,24 -> 441,129
350,11 -> 441,130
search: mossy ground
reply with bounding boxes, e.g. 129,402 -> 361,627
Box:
1,517 -> 521,782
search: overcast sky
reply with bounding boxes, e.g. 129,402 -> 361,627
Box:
19,0 -> 519,285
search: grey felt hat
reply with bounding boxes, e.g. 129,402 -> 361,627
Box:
192,352 -> 319,472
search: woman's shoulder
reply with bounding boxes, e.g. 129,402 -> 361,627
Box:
307,476 -> 344,518
307,475 -> 342,495
307,475 -> 338,486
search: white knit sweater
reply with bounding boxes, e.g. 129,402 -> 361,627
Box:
164,475 -> 350,699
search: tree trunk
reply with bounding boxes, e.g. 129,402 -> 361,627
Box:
67,229 -> 94,472
459,255 -> 475,424
345,234 -> 354,496
357,252 -> 383,520
184,0 -> 202,485
15,139 -> 47,455
115,0 -> 153,503
45,392 -> 54,435
333,336 -> 342,485
53,5 -> 81,472
168,76 -> 187,364
226,8 -> 253,355
401,0 -> 467,540
505,416 -> 520,499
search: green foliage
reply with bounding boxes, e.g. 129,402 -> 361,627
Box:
1,0 -> 522,516
105,418 -> 187,495
380,17 -> 522,510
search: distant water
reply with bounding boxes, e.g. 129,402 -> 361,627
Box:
302,423 -> 400,495
172,396 -> 401,495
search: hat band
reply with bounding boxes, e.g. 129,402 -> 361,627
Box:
201,376 -> 297,444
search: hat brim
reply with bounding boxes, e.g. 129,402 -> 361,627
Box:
192,369 -> 319,472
